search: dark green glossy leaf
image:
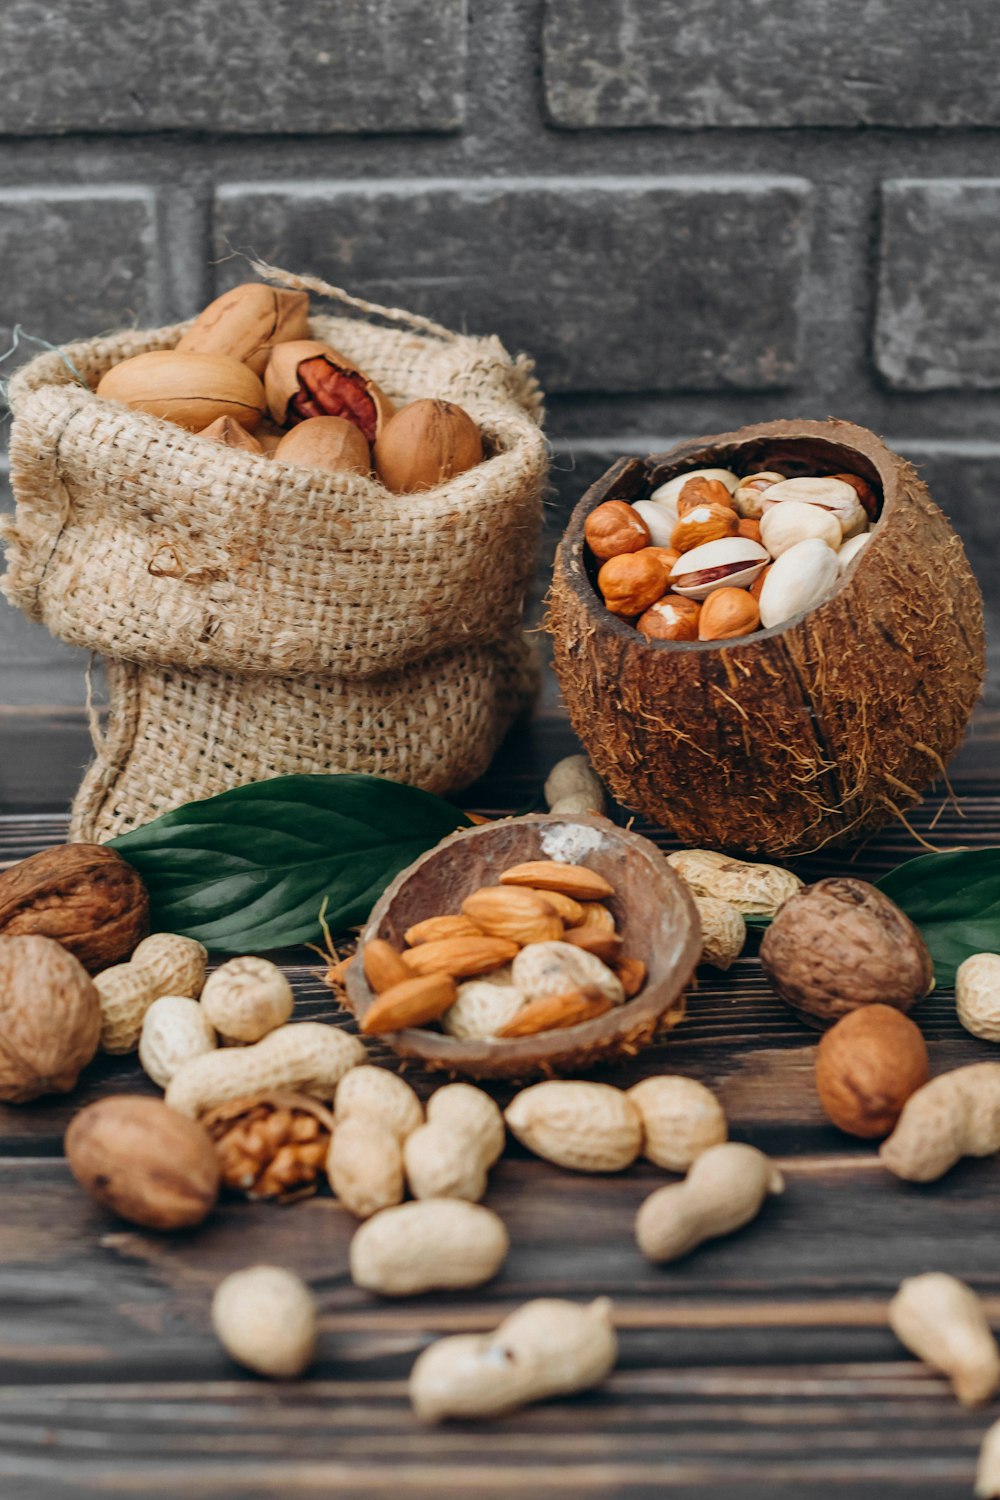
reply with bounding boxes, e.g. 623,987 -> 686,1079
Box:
875,848 -> 1000,986
109,774 -> 473,953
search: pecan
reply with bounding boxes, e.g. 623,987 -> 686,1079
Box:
202,1091 -> 335,1203
291,357 -> 379,440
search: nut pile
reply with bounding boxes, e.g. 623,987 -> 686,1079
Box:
358,859 -> 647,1040
584,464 -> 879,640
94,281 -> 485,493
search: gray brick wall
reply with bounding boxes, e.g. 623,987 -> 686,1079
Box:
2,0 -> 999,721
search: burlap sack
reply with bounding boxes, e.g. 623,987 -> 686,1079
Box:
1,269 -> 547,839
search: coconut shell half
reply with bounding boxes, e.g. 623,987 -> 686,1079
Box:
549,419 -> 984,856
343,814 -> 700,1079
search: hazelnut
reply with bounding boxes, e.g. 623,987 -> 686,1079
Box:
697,587 -> 760,642
759,878 -> 934,1028
737,517 -> 762,543
649,468 -> 739,521
815,1005 -> 929,1138
676,476 -> 735,517
584,500 -> 652,560
636,596 -> 701,641
597,549 -> 671,617
670,503 -> 739,554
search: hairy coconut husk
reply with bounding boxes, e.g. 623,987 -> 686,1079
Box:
549,419 -> 985,856
343,814 -> 700,1079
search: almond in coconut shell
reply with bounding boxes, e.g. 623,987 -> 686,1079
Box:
549,418 -> 984,856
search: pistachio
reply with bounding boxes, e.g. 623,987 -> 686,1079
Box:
732,471 -> 784,519
760,500 -> 842,558
669,537 -> 769,600
837,531 -> 873,571
758,538 -> 840,629
630,499 -> 675,548
762,477 -> 867,540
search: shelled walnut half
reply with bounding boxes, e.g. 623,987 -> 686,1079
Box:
202,1091 -> 335,1203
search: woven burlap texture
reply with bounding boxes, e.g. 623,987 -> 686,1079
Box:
71,635 -> 540,842
3,299 -> 547,679
1,271 -> 547,839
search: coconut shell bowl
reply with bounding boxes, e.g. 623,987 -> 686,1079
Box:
549,418 -> 985,858
343,814 -> 701,1080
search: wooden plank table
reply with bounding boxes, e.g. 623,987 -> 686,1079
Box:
2,705 -> 1000,1498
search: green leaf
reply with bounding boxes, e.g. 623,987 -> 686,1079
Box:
875,848 -> 1000,986
109,774 -> 473,953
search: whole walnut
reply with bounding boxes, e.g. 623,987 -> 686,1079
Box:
66,1095 -> 219,1230
815,1004 -> 930,1138
0,844 -> 149,973
0,935 -> 102,1102
759,877 -> 933,1028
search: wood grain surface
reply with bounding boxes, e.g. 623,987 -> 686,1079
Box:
1,707 -> 1000,1497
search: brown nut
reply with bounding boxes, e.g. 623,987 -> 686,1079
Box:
176,282 -> 311,375
363,939 -> 412,995
65,1095 -> 220,1229
96,351 -> 266,432
197,415 -> 265,454
0,843 -> 149,973
636,595 -> 701,641
815,1005 -> 930,1138
760,878 -> 935,1028
274,415 -> 371,475
736,517 -> 762,544
676,477 -> 736,517
375,399 -> 483,493
697,587 -> 760,642
361,972 -> 458,1034
461,887 -> 563,945
584,500 -> 652,560
670,503 -> 739,554
264,339 -> 394,442
597,549 -> 671,617
0,935 -> 101,1102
